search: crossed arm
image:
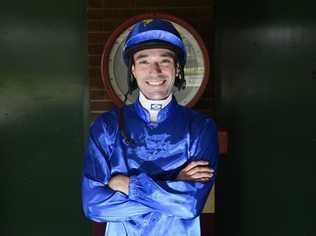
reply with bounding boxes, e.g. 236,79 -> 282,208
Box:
82,117 -> 218,221
82,150 -> 217,221
109,160 -> 215,195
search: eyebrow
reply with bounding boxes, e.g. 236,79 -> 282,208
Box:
134,51 -> 175,61
134,54 -> 148,60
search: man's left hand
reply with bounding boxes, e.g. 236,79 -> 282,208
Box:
108,175 -> 129,195
176,161 -> 214,182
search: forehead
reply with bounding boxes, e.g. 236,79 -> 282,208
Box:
133,48 -> 175,59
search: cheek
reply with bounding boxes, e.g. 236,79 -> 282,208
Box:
167,69 -> 176,82
162,66 -> 175,75
133,70 -> 146,82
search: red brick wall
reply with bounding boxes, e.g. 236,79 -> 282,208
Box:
87,0 -> 216,121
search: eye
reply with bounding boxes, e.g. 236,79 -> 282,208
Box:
138,60 -> 149,65
160,58 -> 173,64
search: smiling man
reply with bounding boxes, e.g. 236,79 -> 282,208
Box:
132,48 -> 176,101
81,19 -> 218,236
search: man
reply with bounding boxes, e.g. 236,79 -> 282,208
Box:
81,19 -> 218,236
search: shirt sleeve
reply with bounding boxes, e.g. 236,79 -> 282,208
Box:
81,118 -> 153,223
128,118 -> 218,219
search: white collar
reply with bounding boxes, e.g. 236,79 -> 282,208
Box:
138,92 -> 172,122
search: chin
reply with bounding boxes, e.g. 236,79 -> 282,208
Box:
146,93 -> 169,100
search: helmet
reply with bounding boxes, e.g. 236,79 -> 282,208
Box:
123,19 -> 186,67
122,19 -> 187,94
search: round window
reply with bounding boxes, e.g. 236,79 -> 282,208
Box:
101,13 -> 210,107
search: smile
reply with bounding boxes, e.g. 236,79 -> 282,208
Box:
146,80 -> 166,86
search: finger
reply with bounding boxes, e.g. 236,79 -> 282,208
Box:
197,177 -> 210,182
183,161 -> 209,172
186,177 -> 211,182
187,166 -> 214,176
183,161 -> 209,171
190,172 -> 214,179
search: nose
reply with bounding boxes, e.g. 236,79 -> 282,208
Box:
149,62 -> 162,74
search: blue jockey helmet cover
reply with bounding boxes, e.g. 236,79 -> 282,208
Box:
123,19 -> 187,67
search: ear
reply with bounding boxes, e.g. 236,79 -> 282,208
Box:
175,63 -> 180,77
131,64 -> 136,78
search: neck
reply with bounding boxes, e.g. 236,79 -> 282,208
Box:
138,92 -> 172,122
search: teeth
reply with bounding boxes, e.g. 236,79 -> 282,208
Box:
147,81 -> 164,86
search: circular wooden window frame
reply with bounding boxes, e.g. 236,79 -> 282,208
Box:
101,12 -> 210,108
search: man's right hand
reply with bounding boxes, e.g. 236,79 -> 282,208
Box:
176,161 -> 214,182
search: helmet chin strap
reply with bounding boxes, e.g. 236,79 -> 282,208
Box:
174,62 -> 186,90
122,59 -> 136,108
120,76 -> 135,145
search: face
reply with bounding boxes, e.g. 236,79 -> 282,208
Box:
132,48 -> 178,100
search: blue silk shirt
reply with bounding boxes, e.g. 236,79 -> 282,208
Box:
81,97 -> 218,236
